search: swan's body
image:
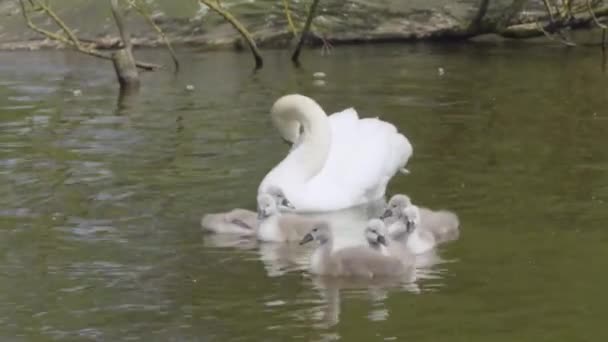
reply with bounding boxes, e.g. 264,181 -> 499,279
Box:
259,94 -> 412,212
300,223 -> 409,278
383,194 -> 460,245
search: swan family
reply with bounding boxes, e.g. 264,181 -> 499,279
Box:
201,94 -> 460,280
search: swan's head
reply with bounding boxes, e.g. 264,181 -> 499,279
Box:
365,219 -> 388,248
270,94 -> 324,144
257,193 -> 280,220
265,186 -> 295,211
381,194 -> 412,220
299,222 -> 331,246
402,205 -> 421,233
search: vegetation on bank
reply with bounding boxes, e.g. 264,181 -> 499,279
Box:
4,0 -> 608,89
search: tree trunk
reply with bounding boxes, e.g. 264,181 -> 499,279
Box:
110,0 -> 139,89
112,49 -> 140,89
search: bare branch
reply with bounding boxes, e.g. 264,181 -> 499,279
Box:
199,0 -> 263,69
283,0 -> 297,37
129,0 -> 180,72
34,0 -> 83,49
587,0 -> 607,28
468,0 -> 490,32
18,0 -> 161,71
292,0 -> 321,64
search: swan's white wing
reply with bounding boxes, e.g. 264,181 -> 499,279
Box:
297,108 -> 412,212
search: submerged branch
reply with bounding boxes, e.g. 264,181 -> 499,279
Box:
292,0 -> 321,64
500,4 -> 608,39
199,0 -> 263,69
468,0 -> 490,32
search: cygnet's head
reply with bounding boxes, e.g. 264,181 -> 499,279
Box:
265,186 -> 295,211
257,193 -> 280,220
365,219 -> 388,248
299,222 -> 331,246
402,205 -> 421,233
381,194 -> 412,219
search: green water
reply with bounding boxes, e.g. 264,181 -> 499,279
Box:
1,44 -> 608,341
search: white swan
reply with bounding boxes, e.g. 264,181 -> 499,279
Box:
258,94 -> 413,212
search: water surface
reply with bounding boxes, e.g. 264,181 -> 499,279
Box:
1,44 -> 608,341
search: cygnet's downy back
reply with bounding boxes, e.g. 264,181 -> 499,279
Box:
201,187 -> 292,236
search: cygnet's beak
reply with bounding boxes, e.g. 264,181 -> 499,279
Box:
257,208 -> 267,221
377,235 -> 387,246
299,233 -> 314,245
281,198 -> 295,210
380,209 -> 392,219
406,220 -> 415,233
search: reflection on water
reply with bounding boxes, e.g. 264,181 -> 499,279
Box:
1,44 -> 608,340
202,198 -> 453,329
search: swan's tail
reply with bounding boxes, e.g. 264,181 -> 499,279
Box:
399,168 -> 410,175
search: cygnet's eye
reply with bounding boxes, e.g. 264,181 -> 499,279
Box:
312,228 -> 318,232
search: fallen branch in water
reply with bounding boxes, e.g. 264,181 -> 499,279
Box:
199,0 -> 263,69
18,0 -> 161,71
499,4 -> 608,39
538,0 -> 576,46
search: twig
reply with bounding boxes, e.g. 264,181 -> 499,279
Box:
129,0 -> 180,72
199,0 -> 263,69
587,0 -> 608,28
535,21 -> 576,46
282,0 -> 297,37
34,0 -> 83,49
292,0 -> 321,64
538,0 -> 576,46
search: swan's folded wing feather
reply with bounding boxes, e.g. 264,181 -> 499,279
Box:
302,108 -> 412,210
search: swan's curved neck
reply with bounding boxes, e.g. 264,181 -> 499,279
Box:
271,95 -> 331,180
